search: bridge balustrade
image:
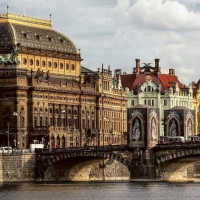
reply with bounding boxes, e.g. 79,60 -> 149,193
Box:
35,145 -> 128,154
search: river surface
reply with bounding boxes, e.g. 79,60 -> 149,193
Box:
0,181 -> 200,200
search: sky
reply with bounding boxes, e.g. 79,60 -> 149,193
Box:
0,0 -> 200,85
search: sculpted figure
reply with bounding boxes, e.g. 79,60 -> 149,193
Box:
132,118 -> 140,141
187,119 -> 192,136
169,120 -> 177,136
151,118 -> 157,140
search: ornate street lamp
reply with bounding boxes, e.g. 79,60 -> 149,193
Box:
103,116 -> 113,145
13,111 -> 26,150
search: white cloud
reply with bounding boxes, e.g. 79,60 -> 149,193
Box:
0,0 -> 200,84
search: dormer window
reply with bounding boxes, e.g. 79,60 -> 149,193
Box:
60,37 -> 66,44
23,31 -> 30,40
36,34 -> 42,41
48,36 -> 54,43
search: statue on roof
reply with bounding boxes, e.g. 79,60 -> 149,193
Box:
141,63 -> 154,72
0,43 -> 20,67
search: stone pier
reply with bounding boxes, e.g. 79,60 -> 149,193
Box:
0,154 -> 35,182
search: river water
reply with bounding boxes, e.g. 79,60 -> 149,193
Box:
0,182 -> 200,200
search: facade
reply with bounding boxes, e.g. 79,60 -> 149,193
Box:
163,106 -> 195,139
127,105 -> 159,148
0,12 -> 127,149
121,59 -> 194,135
192,81 -> 200,134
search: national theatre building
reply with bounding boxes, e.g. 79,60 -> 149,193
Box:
0,11 -> 127,149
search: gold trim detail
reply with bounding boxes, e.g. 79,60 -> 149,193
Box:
0,13 -> 51,28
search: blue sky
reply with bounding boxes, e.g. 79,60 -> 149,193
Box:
1,0 -> 200,85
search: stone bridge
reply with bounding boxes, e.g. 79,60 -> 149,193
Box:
35,144 -> 200,182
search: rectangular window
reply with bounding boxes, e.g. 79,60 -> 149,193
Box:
56,118 -> 60,126
50,117 -> 53,126
74,119 -> 78,129
63,118 -> 65,127
45,117 -> 48,126
92,120 -> 95,129
131,100 -> 134,106
164,100 -> 167,106
148,100 -> 151,106
82,119 -> 85,129
40,117 -> 42,126
34,117 -> 37,126
152,100 -> 154,106
144,100 -> 146,105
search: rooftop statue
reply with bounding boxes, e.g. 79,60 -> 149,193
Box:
141,63 -> 154,72
0,43 -> 20,67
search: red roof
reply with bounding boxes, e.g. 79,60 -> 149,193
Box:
121,72 -> 183,94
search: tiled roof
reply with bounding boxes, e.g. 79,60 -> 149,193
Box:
121,72 -> 183,94
0,22 -> 77,54
121,74 -> 137,90
159,74 -> 182,91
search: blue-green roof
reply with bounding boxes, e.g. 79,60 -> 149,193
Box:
81,66 -> 94,73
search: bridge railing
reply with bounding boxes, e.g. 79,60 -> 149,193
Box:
35,145 -> 128,153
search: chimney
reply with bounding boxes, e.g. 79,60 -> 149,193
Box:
155,58 -> 160,70
136,59 -> 140,68
135,59 -> 140,77
169,69 -> 175,75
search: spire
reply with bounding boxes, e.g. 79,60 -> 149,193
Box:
108,65 -> 110,71
7,4 -> 9,14
102,63 -> 104,72
50,13 -> 52,21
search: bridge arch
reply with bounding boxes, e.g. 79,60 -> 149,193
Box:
36,151 -> 131,181
154,148 -> 200,181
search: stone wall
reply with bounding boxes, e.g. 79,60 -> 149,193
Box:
0,154 -> 35,182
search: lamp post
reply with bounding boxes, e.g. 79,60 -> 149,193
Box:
13,111 -> 25,150
103,116 -> 113,145
5,120 -> 10,154
61,109 -> 75,147
86,114 -> 91,146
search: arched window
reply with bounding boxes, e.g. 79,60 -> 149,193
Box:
48,61 -> 52,68
30,59 -> 33,66
42,60 -> 46,67
54,62 -> 58,68
36,60 -> 39,66
23,58 -> 27,65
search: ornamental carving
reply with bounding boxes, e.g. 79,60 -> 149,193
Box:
130,110 -> 143,119
186,110 -> 193,119
167,111 -> 180,119
150,110 -> 158,118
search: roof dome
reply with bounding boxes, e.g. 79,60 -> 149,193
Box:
0,13 -> 78,54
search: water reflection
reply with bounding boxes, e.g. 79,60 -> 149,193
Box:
0,182 -> 200,200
